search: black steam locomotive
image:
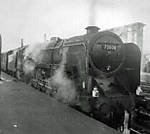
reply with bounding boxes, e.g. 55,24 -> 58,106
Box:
1,26 -> 141,132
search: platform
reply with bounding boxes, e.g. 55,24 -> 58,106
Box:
0,72 -> 120,134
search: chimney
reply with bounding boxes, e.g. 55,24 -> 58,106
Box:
85,26 -> 100,34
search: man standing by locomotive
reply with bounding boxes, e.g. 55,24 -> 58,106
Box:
90,77 -> 105,116
91,77 -> 105,97
92,86 -> 100,97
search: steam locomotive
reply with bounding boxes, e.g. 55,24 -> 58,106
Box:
1,26 -> 141,132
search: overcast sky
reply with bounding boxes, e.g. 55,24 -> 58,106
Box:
0,0 -> 150,53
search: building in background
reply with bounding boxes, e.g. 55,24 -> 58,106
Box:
105,22 -> 145,70
106,22 -> 145,51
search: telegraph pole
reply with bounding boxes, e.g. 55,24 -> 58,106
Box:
0,34 -> 2,80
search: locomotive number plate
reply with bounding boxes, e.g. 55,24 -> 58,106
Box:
102,44 -> 117,51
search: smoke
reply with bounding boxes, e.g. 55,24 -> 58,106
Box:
23,41 -> 77,104
48,48 -> 77,104
89,0 -> 97,25
24,42 -> 49,62
23,60 -> 35,74
51,65 -> 76,104
23,42 -> 49,74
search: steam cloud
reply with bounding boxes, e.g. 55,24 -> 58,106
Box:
23,60 -> 35,74
48,48 -> 77,104
51,65 -> 76,104
23,42 -> 49,74
89,0 -> 97,25
23,41 -> 77,104
24,42 -> 49,62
